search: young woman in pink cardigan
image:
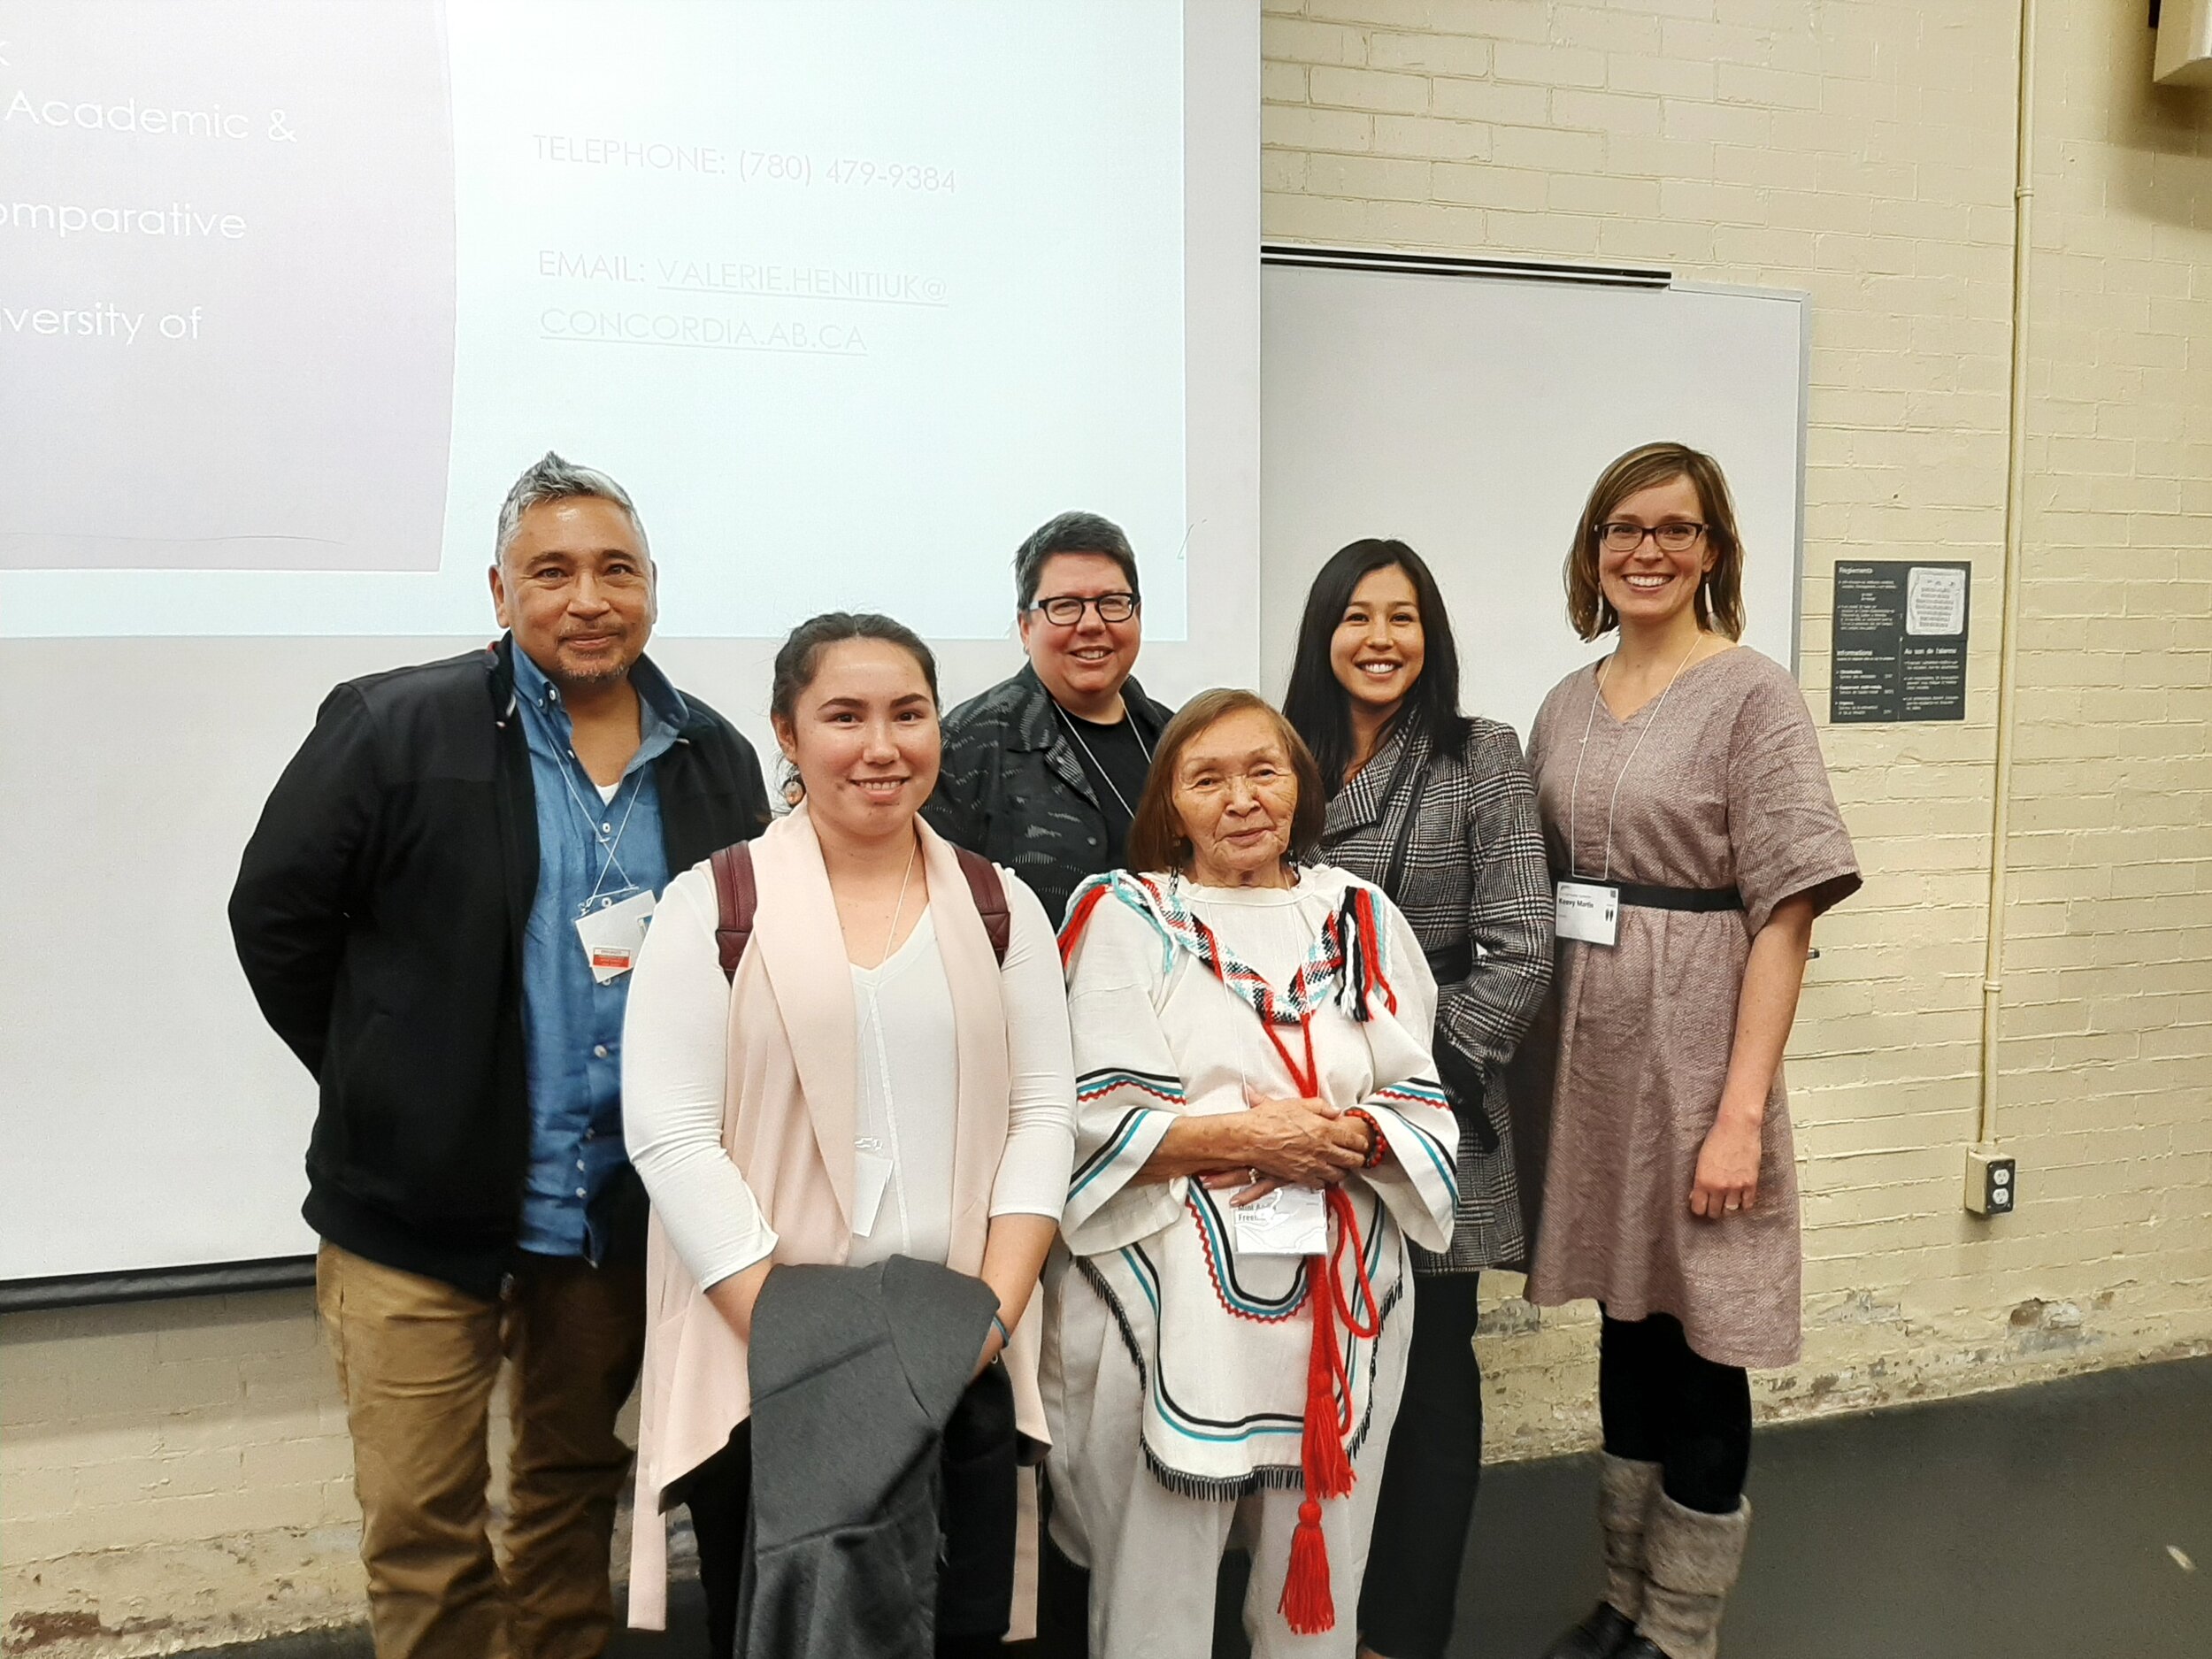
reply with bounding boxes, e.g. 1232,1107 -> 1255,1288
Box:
621,612 -> 1077,1655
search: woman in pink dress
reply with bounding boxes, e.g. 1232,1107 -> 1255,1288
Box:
1524,444 -> 1860,1659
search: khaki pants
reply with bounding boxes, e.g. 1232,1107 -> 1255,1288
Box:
315,1241 -> 647,1659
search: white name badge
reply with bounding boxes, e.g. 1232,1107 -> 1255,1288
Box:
1232,1185 -> 1327,1257
1554,879 -> 1620,948
574,888 -> 657,984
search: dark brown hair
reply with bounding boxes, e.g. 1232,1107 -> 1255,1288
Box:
770,611 -> 939,720
769,611 -> 939,803
1281,538 -> 1470,794
1125,689 -> 1327,876
1012,510 -> 1140,612
1565,442 -> 1746,642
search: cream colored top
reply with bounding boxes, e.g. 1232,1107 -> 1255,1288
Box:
624,864 -> 1076,1289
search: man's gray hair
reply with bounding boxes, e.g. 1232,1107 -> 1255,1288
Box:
1012,511 -> 1139,612
494,451 -> 649,565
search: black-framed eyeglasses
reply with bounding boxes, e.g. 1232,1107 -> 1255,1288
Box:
1030,592 -> 1139,626
1597,521 -> 1707,553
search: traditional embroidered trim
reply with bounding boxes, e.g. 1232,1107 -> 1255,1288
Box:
1371,1079 -> 1449,1109
1070,1107 -> 1166,1197
1076,1067 -> 1185,1106
1371,1098 -> 1461,1198
1073,1252 -> 1402,1498
1061,871 -> 1398,1028
1184,1186 -> 1311,1323
1073,1253 -> 1303,1451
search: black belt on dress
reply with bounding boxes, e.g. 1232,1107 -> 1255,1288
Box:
1557,876 -> 1745,913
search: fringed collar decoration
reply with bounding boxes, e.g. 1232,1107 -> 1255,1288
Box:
1060,871 -> 1397,1025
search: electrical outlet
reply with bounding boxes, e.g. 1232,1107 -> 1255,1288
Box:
1964,1147 -> 2016,1216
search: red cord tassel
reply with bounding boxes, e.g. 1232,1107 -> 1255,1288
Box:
1302,1267 -> 1355,1501
1279,1498 -> 1336,1634
1279,1204 -> 1363,1635
1279,1294 -> 1348,1632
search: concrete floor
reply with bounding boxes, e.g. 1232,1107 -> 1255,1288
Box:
1440,1351 -> 2211,1659
186,1354 -> 2211,1659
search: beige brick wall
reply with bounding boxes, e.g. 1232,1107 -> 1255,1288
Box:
5,4 -> 2208,1651
1262,0 -> 2212,1455
2,1293 -> 635,1657
3,1293 -> 361,1655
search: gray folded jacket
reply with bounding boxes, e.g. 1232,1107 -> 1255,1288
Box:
737,1256 -> 1000,1659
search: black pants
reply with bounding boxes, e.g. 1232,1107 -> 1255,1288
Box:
681,1365 -> 1018,1658
1356,1271 -> 1485,1659
1598,1311 -> 1752,1515
1033,1477 -> 1094,1657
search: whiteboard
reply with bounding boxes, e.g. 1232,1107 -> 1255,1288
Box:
1257,258 -> 1807,743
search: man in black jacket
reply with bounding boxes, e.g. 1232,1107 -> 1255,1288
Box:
230,453 -> 768,1659
926,511 -> 1174,925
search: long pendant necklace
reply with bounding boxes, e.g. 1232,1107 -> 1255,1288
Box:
1566,634 -> 1702,882
1054,701 -> 1154,818
875,837 -> 918,967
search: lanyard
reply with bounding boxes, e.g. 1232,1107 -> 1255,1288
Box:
1263,1006 -> 1382,1438
546,738 -> 646,912
1564,636 -> 1701,883
1054,703 -> 1154,819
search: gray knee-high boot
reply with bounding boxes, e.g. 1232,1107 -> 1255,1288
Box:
1632,1493 -> 1751,1659
1598,1455 -> 1663,1620
1536,1455 -> 1661,1658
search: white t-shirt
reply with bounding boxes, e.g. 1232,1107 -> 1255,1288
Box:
622,861 -> 1076,1289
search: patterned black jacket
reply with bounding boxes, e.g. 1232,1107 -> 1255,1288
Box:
925,663 -> 1175,926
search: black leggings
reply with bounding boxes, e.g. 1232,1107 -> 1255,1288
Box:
1598,1311 -> 1751,1515
1357,1271 -> 1485,1659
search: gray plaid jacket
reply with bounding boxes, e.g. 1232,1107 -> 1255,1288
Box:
924,664 -> 1175,926
1320,718 -> 1555,1272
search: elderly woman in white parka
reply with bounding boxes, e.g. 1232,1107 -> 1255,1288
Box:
1042,689 -> 1459,1659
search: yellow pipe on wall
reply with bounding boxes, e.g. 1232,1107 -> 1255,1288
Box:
1978,0 -> 2039,1148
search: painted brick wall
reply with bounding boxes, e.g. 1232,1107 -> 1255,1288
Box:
1260,0 -> 2212,1457
4,4 -> 2208,1653
2,1294 -> 649,1656
2,1294 -> 361,1655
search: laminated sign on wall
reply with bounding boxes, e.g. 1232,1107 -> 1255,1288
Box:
1830,561 -> 1970,723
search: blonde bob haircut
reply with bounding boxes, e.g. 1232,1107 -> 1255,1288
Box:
1125,688 -> 1327,877
1565,442 -> 1747,643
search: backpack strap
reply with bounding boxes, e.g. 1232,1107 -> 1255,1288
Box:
713,840 -> 1009,979
954,846 -> 1011,966
710,841 -> 759,983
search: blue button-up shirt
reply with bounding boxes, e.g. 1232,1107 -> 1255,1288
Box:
512,646 -> 683,1259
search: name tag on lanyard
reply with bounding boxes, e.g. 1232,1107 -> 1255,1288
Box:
575,888 -> 656,983
1554,879 -> 1620,948
1232,1015 -> 1331,1256
1233,1185 -> 1327,1256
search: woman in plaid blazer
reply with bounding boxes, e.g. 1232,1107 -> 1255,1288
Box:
1283,538 -> 1555,1659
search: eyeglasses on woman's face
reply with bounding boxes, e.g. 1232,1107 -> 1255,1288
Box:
1030,591 -> 1139,626
1598,521 -> 1707,554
